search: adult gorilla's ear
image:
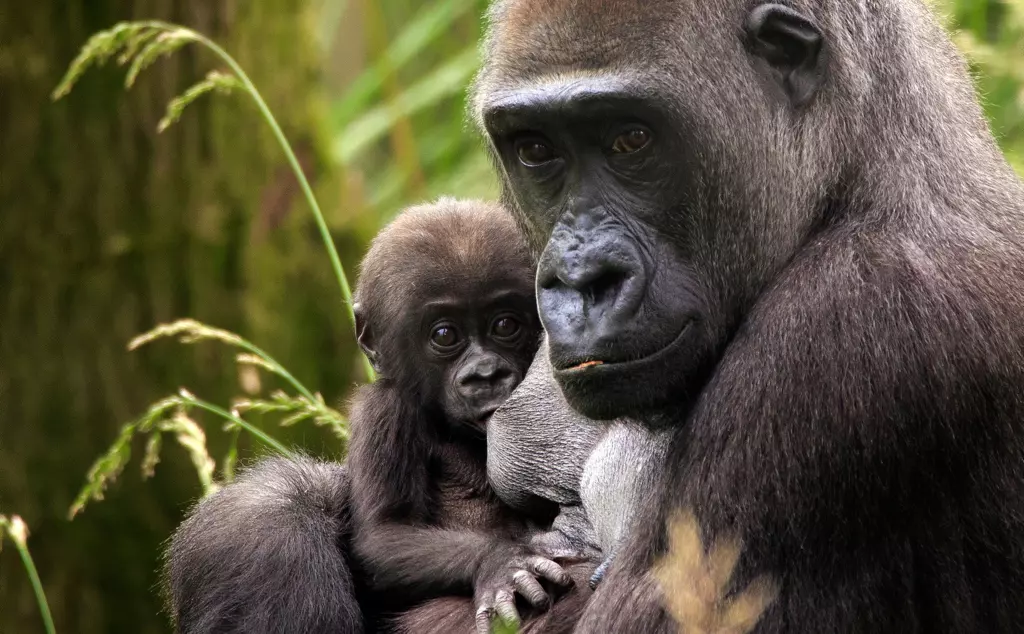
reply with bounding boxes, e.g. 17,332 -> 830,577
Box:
353,303 -> 383,375
744,4 -> 825,107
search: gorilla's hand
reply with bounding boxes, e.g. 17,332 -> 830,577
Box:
473,546 -> 572,634
528,529 -> 594,562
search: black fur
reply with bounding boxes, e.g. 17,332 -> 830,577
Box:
165,456 -> 360,633
473,0 -> 1024,632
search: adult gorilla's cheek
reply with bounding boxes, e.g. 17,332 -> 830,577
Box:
537,215 -> 708,419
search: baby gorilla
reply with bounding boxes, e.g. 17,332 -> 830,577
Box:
348,198 -> 572,633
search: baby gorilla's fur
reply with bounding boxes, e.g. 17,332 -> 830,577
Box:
164,199 -> 588,634
348,198 -> 573,632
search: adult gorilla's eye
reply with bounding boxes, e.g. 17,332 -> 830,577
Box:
514,137 -> 557,166
491,316 -> 521,340
611,127 -> 652,154
430,325 -> 460,349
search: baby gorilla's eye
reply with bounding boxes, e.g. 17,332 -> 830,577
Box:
430,325 -> 460,349
611,127 -> 652,154
514,137 -> 557,167
491,316 -> 521,340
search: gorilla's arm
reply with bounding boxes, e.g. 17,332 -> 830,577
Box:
352,523 -> 516,595
347,382 -> 567,609
164,456 -> 361,634
347,384 -> 492,597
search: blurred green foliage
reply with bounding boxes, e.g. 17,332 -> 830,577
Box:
0,1 -> 354,632
942,0 -> 1024,171
325,0 -> 498,231
1,0 -> 1023,633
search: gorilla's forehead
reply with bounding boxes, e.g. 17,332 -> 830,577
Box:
476,0 -> 745,117
475,71 -> 686,139
487,0 -> 740,69
382,232 -> 534,308
480,72 -> 642,113
489,0 -> 664,71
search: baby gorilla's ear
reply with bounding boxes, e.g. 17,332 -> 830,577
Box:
353,303 -> 383,375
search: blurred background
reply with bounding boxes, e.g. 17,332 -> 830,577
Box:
0,0 -> 1022,632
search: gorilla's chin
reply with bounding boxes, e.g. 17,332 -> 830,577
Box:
550,320 -> 702,420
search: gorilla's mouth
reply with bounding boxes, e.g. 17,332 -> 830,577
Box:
555,319 -> 695,375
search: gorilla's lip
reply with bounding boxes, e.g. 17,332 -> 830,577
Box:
554,319 -> 695,375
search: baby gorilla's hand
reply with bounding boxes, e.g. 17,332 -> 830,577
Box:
473,546 -> 573,634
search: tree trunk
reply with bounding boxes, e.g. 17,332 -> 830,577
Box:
0,2 -> 358,632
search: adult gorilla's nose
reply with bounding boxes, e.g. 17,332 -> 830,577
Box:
537,226 -> 646,363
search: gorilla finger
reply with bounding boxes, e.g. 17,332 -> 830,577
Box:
513,569 -> 550,609
527,556 -> 572,586
494,589 -> 522,627
475,601 -> 495,634
589,557 -> 612,590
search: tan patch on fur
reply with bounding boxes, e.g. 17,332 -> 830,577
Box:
654,511 -> 779,634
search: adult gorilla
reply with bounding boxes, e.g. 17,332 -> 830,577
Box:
473,0 -> 1024,631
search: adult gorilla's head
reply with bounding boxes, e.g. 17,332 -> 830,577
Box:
472,0 -> 975,419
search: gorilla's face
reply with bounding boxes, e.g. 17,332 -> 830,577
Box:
482,78 -> 711,420
418,287 -> 541,435
477,2 -> 827,419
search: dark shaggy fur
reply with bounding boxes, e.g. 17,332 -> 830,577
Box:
472,0 -> 1024,632
164,199 -> 593,634
165,456 -> 360,633
347,199 -> 580,632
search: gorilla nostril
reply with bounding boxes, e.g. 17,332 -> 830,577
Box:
538,271 -> 559,291
586,270 -> 629,308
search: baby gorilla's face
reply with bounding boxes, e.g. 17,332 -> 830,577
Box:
352,199 -> 542,436
419,288 -> 541,436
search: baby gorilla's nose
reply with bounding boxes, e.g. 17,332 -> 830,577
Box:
456,350 -> 520,409
458,363 -> 515,396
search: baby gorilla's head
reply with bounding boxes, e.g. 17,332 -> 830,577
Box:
353,198 -> 541,436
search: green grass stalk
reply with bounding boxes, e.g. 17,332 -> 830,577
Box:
176,390 -> 294,457
54,20 -> 376,382
1,516 -> 57,634
185,28 -> 375,382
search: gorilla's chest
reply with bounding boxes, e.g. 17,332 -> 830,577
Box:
431,446 -> 530,538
